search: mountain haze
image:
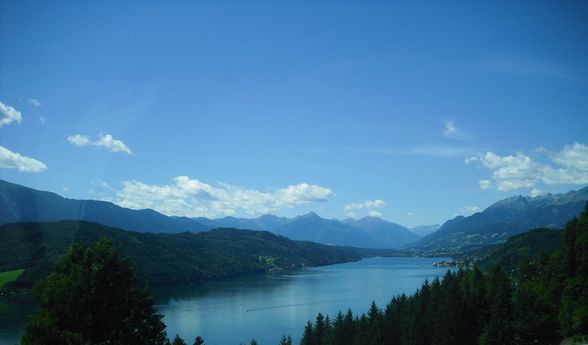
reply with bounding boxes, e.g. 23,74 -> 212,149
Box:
344,216 -> 419,248
209,212 -> 419,249
410,224 -> 440,237
411,186 -> 588,253
0,179 -> 212,233
0,179 -> 417,249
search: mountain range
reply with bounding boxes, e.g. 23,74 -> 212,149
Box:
0,179 -> 420,249
3,178 -> 587,253
411,186 -> 588,254
0,179 -> 210,233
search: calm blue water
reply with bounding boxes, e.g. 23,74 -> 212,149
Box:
0,257 -> 453,345
153,257 -> 452,345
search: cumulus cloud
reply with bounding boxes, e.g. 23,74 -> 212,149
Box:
29,99 -> 41,107
479,179 -> 493,190
551,142 -> 588,173
456,205 -> 481,216
68,134 -> 91,146
367,210 -> 382,217
530,188 -> 543,197
443,120 -> 467,140
105,176 -> 334,218
467,143 -> 588,191
67,134 -> 133,155
0,145 -> 47,172
344,199 -> 385,217
0,102 -> 22,127
344,199 -> 385,211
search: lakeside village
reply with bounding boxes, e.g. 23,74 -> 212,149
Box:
433,257 -> 482,268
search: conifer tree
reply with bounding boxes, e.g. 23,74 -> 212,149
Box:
172,334 -> 187,345
479,266 -> 514,345
279,335 -> 293,345
300,321 -> 314,345
22,238 -> 167,345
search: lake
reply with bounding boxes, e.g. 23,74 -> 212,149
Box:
0,257 -> 453,345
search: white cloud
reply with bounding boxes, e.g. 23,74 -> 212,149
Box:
0,146 -> 47,172
344,199 -> 385,211
479,179 -> 493,190
367,210 -> 382,217
68,134 -> 92,146
67,134 -> 133,155
0,102 -> 22,127
94,134 -> 133,154
344,199 -> 385,217
407,212 -> 415,216
456,205 -> 481,216
442,120 -> 467,140
467,143 -> 588,191
530,188 -> 543,197
552,142 -> 588,172
29,99 -> 41,108
39,116 -> 47,124
105,176 -> 335,218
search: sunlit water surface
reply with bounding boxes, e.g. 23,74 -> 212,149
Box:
0,257 -> 453,345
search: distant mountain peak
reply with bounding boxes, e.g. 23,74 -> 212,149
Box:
361,215 -> 382,220
259,213 -> 281,220
411,185 -> 588,252
299,211 -> 321,219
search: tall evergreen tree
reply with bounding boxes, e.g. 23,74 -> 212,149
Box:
172,335 -> 187,345
558,204 -> 588,336
479,266 -> 514,345
300,321 -> 315,345
314,313 -> 326,345
279,335 -> 293,345
331,311 -> 346,345
412,281 -> 432,345
366,301 -> 383,345
22,238 -> 167,345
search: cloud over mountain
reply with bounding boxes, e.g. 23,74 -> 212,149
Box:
0,146 -> 47,172
107,176 -> 334,218
466,143 -> 588,191
344,199 -> 385,217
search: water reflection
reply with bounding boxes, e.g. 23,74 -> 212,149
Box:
153,257 -> 453,345
0,295 -> 37,345
0,257 -> 453,345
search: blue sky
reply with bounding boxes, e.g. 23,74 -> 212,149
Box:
1,1 -> 587,227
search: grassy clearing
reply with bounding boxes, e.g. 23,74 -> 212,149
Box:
0,268 -> 25,288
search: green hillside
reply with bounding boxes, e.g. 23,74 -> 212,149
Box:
479,228 -> 564,273
0,220 -> 362,290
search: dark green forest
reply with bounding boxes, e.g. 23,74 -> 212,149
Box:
298,205 -> 588,345
0,220 -> 371,290
16,206 -> 588,344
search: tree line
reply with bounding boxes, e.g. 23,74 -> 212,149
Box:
298,204 -> 588,345
21,204 -> 588,344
